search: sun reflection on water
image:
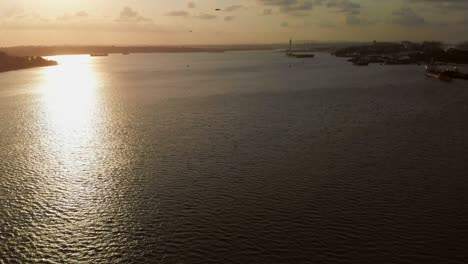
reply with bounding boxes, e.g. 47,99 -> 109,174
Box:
40,55 -> 100,135
37,55 -> 105,197
30,55 -> 129,252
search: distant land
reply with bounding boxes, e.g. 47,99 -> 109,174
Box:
1,41 -> 467,74
287,41 -> 468,67
0,42 -> 357,57
0,45 -> 277,57
1,41 -> 466,58
333,41 -> 468,66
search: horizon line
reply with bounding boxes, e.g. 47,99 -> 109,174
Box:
2,40 -> 464,49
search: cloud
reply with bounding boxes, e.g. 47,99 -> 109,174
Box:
56,11 -> 89,21
262,8 -> 273,15
166,11 -> 190,17
116,6 -> 152,23
56,14 -> 72,21
0,7 -> 170,33
407,0 -> 468,11
346,16 -> 374,26
188,1 -> 196,9
224,5 -> 246,12
326,0 -> 360,16
279,21 -> 309,29
56,10 -> 89,22
258,0 -> 321,16
392,7 -> 425,26
3,11 -> 49,25
2,15 -> 165,33
325,0 -> 372,25
257,0 -> 364,19
1,7 -> 24,18
317,21 -> 336,28
224,16 -> 235,21
76,11 -> 88,17
195,13 -> 217,20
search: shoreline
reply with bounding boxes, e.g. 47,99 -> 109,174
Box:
333,41 -> 468,66
0,45 -> 282,57
0,52 -> 58,73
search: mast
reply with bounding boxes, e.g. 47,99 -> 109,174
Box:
289,38 -> 292,54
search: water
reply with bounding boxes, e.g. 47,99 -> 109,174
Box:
1,52 -> 468,263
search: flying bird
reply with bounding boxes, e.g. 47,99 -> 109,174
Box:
215,9 -> 221,11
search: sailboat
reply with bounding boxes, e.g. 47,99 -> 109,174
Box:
286,38 -> 315,59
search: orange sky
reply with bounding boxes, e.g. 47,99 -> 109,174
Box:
1,0 -> 467,46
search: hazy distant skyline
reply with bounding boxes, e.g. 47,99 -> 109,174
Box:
1,0 -> 467,46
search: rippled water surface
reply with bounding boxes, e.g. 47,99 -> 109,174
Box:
1,52 -> 468,263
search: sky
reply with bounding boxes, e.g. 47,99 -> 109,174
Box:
1,0 -> 467,46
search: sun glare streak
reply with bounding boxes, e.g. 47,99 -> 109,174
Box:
37,55 -> 105,190
32,55 -> 113,240
40,55 -> 99,134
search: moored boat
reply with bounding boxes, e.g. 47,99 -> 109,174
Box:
90,53 -> 109,57
425,64 -> 452,81
425,72 -> 452,81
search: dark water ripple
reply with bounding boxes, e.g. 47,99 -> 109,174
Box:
1,53 -> 468,263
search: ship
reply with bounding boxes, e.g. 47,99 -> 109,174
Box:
90,53 -> 109,57
286,39 -> 315,59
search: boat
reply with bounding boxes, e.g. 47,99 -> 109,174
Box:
425,64 -> 452,81
287,53 -> 315,58
442,66 -> 468,80
425,71 -> 452,81
286,38 -> 315,59
90,53 -> 109,57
